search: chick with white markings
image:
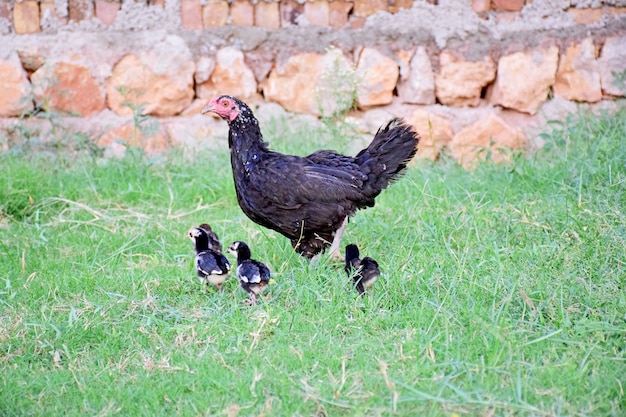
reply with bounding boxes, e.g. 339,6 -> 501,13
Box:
198,223 -> 223,253
227,241 -> 271,305
345,244 -> 380,296
188,226 -> 231,292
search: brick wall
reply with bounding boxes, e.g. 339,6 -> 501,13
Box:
1,0 -> 625,167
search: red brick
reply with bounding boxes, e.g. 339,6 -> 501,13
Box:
0,2 -> 10,21
181,0 -> 203,30
472,0 -> 491,13
329,1 -> 352,28
354,0 -> 388,17
255,1 -> 280,29
13,0 -> 41,34
95,0 -> 120,26
150,0 -> 166,6
492,0 -> 524,12
280,0 -> 303,27
69,0 -> 94,22
202,0 -> 229,28
304,0 -> 329,26
231,0 -> 254,26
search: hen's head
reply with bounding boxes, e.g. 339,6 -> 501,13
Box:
202,95 -> 254,124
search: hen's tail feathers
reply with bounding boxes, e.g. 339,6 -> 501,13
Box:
355,118 -> 419,206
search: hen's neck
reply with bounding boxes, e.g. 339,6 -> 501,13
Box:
228,117 -> 269,173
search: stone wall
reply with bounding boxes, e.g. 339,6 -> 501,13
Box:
0,0 -> 625,167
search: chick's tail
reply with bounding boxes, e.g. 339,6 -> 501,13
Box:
355,118 -> 420,206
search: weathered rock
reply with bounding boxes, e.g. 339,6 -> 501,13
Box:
472,0 -> 490,13
106,35 -> 195,117
490,46 -> 559,114
598,36 -> 626,97
13,0 -> 40,34
263,48 -> 354,116
449,113 -> 526,169
196,47 -> 257,101
280,0 -> 303,26
31,61 -> 105,117
406,109 -> 454,160
194,56 -> 216,85
554,38 -> 601,103
97,120 -> 170,157
398,46 -> 436,105
435,51 -> 495,107
0,52 -> 34,117
356,48 -> 399,108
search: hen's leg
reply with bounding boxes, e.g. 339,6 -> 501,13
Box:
327,217 -> 348,260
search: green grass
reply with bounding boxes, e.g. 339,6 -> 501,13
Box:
1,110 -> 625,416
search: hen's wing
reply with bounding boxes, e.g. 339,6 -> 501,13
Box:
251,152 -> 367,208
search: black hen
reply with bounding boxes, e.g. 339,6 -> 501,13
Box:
203,95 -> 419,259
345,244 -> 380,295
227,241 -> 271,305
188,226 -> 231,292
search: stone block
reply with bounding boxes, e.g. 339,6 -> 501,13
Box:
554,38 -> 601,103
106,36 -> 195,117
398,46 -> 435,105
31,61 -> 106,117
598,36 -> 626,97
0,52 -> 34,117
356,48 -> 399,108
450,113 -> 525,169
490,45 -> 559,114
406,109 -> 453,160
472,0 -> 490,13
196,47 -> 257,101
434,51 -> 495,107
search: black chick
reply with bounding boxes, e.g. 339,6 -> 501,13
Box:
227,241 -> 271,305
198,223 -> 223,252
188,226 -> 231,292
345,244 -> 380,296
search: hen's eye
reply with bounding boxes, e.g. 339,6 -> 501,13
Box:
222,101 -> 229,107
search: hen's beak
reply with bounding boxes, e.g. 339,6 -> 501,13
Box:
201,102 -> 214,114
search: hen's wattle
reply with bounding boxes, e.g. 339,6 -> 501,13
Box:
203,95 -> 419,259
